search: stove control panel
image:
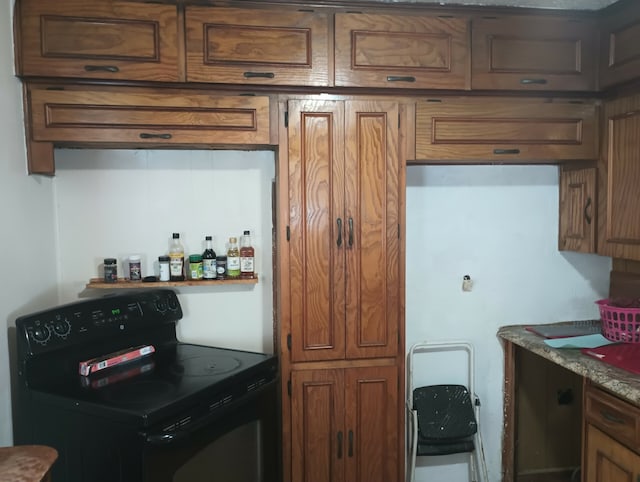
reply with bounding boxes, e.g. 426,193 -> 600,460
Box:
16,289 -> 182,356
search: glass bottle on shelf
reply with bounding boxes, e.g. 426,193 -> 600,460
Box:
226,237 -> 240,278
240,230 -> 255,279
169,232 -> 185,281
202,236 -> 217,280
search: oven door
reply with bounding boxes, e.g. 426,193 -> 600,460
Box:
142,382 -> 279,482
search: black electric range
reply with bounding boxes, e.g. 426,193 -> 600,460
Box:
13,289 -> 280,482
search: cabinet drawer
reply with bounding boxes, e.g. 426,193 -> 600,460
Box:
185,7 -> 330,86
16,0 -> 180,82
28,85 -> 272,146
585,383 -> 640,452
413,97 -> 598,163
335,13 -> 469,90
471,15 -> 597,92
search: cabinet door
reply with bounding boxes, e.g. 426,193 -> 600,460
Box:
598,94 -> 640,260
471,15 -> 597,91
335,13 -> 469,90
345,101 -> 400,360
599,1 -> 640,89
291,369 -> 345,482
344,366 -> 399,482
28,84 -> 271,146
584,425 -> 640,482
413,97 -> 598,163
16,0 -> 179,82
559,167 -> 596,253
288,100 -> 347,362
185,7 -> 330,86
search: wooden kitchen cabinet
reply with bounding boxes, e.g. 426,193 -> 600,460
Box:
559,166 -> 597,253
471,15 -> 597,92
290,365 -> 399,482
597,93 -> 640,261
583,382 -> 640,482
334,13 -> 470,90
26,84 -> 272,147
599,0 -> 640,90
14,0 -> 180,82
185,7 -> 330,87
286,99 -> 401,362
413,97 -> 598,163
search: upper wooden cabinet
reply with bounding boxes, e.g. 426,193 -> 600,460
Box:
599,0 -> 640,89
413,97 -> 598,163
334,13 -> 470,90
185,7 -> 330,87
559,166 -> 597,253
15,0 -> 180,82
471,15 -> 598,92
597,93 -> 640,261
26,84 -> 272,147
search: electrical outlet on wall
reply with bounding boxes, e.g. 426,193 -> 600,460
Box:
462,275 -> 473,292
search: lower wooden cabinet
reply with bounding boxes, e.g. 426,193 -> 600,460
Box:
290,365 -> 399,482
413,97 -> 598,163
584,425 -> 640,482
559,166 -> 597,253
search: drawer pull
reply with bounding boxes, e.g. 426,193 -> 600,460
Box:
493,149 -> 521,155
520,78 -> 548,85
601,410 -> 625,425
336,218 -> 343,247
584,197 -> 592,225
84,65 -> 119,73
243,72 -> 275,79
139,133 -> 172,140
387,76 -> 416,83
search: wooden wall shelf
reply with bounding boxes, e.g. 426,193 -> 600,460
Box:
86,276 -> 258,289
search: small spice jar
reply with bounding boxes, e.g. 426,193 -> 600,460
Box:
189,254 -> 203,280
104,258 -> 118,283
128,255 -> 142,281
158,256 -> 170,282
216,255 -> 227,280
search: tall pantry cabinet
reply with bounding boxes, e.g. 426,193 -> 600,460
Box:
278,98 -> 406,482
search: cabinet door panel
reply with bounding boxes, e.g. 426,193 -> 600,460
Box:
291,369 -> 345,482
186,7 -> 330,86
288,101 -> 346,362
585,425 -> 640,482
345,366 -> 399,482
345,101 -> 400,359
600,1 -> 640,89
559,167 -> 596,253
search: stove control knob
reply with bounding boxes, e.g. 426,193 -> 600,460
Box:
31,325 -> 51,344
53,318 -> 71,337
167,296 -> 179,311
154,299 -> 167,313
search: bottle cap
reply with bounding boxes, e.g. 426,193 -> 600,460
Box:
205,235 -> 212,241
172,233 -> 179,239
244,230 -> 250,235
229,237 -> 237,243
159,256 -> 170,262
104,258 -> 117,264
189,254 -> 202,262
129,255 -> 141,262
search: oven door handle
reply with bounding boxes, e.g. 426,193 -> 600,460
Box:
144,431 -> 187,445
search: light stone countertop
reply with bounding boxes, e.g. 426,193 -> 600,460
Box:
498,323 -> 640,406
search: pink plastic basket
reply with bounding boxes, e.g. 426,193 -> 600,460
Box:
597,299 -> 640,343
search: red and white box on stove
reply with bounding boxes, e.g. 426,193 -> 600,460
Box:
79,344 -> 155,376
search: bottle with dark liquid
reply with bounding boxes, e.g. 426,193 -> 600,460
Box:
240,230 -> 255,279
202,236 -> 217,280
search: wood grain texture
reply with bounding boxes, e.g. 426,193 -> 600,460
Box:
414,97 -> 598,162
559,166 -> 597,253
0,445 -> 58,482
471,15 -> 597,91
335,13 -> 470,89
17,0 -> 179,81
185,7 -> 330,86
584,425 -> 640,482
28,85 -> 271,145
599,0 -> 640,89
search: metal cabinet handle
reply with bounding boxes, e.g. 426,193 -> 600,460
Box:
243,72 -> 275,79
601,410 -> 625,425
348,218 -> 354,247
348,430 -> 354,457
387,76 -> 416,83
520,78 -> 548,85
493,148 -> 521,155
337,218 -> 343,247
584,197 -> 592,225
139,133 -> 172,140
337,431 -> 343,459
84,65 -> 119,73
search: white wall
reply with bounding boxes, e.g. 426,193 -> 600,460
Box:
53,149 -> 276,354
0,0 -> 59,446
406,165 -> 611,482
